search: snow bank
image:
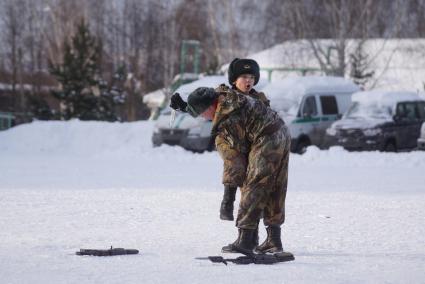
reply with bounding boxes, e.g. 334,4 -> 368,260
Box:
2,120 -> 425,170
298,145 -> 425,168
0,120 -> 156,158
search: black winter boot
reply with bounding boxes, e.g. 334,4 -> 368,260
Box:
255,225 -> 283,254
222,225 -> 259,253
232,229 -> 257,253
221,229 -> 241,253
219,186 -> 237,221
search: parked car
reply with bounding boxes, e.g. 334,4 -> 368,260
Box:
262,76 -> 360,153
151,76 -> 224,152
417,122 -> 425,150
152,108 -> 215,152
325,90 -> 425,152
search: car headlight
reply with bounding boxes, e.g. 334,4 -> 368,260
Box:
363,128 -> 382,136
326,127 -> 337,136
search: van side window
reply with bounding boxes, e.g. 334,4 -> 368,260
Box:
397,102 -> 417,121
417,102 -> 425,119
404,103 -> 417,120
301,96 -> 318,117
320,96 -> 338,115
396,103 -> 405,117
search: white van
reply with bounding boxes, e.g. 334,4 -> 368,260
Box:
151,76 -> 223,152
261,76 -> 360,153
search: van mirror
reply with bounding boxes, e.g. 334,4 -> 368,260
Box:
336,113 -> 343,119
393,114 -> 400,122
303,111 -> 312,118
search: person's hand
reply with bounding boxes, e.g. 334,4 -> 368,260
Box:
170,93 -> 187,112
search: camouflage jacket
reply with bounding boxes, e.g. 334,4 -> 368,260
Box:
212,88 -> 285,187
214,84 -> 270,106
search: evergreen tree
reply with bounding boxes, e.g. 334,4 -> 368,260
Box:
49,19 -> 124,121
349,42 -> 375,88
28,95 -> 56,120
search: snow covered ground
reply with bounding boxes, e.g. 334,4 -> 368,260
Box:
0,120 -> 424,284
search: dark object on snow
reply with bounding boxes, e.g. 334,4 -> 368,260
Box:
196,245 -> 294,265
76,246 -> 139,256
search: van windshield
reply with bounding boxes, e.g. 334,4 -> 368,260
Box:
345,102 -> 392,119
270,98 -> 300,116
160,108 -> 172,115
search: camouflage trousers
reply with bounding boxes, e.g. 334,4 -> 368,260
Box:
236,125 -> 291,229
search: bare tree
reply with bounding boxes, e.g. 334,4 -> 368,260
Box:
283,0 -> 407,77
1,0 -> 25,93
42,0 -> 87,66
0,0 -> 31,114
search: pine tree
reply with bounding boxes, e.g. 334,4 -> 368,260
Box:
49,19 -> 124,121
349,42 -> 375,88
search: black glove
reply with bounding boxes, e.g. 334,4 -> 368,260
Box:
170,93 -> 187,112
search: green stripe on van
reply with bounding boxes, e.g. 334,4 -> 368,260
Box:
293,115 -> 339,124
293,117 -> 321,123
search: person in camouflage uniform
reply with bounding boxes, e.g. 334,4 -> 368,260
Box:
214,58 -> 270,223
170,68 -> 291,253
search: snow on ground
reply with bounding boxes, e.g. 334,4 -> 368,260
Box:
0,120 -> 424,284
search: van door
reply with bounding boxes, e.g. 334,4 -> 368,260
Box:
395,102 -> 422,149
294,95 -> 321,146
318,95 -> 339,146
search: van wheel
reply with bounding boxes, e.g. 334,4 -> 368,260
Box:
383,141 -> 397,152
295,139 -> 310,154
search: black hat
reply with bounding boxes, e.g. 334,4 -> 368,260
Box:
186,87 -> 218,117
228,58 -> 260,86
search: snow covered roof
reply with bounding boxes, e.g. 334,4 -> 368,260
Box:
262,76 -> 359,101
352,90 -> 424,107
142,89 -> 167,107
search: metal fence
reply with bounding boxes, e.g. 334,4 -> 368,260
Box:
0,112 -> 15,130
